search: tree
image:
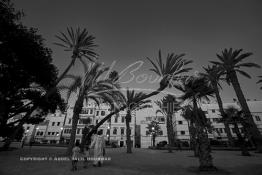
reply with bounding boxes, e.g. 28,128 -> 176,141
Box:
85,50 -> 192,141
146,120 -> 162,147
201,65 -> 234,147
0,0 -> 64,149
123,89 -> 152,153
181,105 -> 199,156
211,48 -> 262,152
175,75 -> 217,171
155,95 -> 180,152
54,27 -> 97,88
60,62 -> 122,155
224,106 -> 251,156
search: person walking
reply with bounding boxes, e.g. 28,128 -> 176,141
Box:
89,130 -> 105,167
71,142 -> 81,171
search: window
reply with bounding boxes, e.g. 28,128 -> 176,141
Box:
101,111 -> 105,116
96,120 -> 99,124
159,130 -> 163,135
40,132 -> 43,136
178,121 -> 183,125
57,122 -> 60,126
231,128 -> 236,134
121,116 -> 125,123
56,132 -> 59,136
48,132 -> 51,135
219,128 -> 223,133
204,111 -> 208,114
113,128 -> 117,135
146,131 -> 150,135
52,122 -> 55,126
27,126 -> 30,130
181,131 -> 185,135
121,128 -> 124,135
68,119 -> 72,124
90,109 -> 93,114
114,116 -> 118,123
212,109 -> 216,113
96,111 -> 99,116
52,132 -> 55,135
77,128 -> 80,134
255,116 -> 261,121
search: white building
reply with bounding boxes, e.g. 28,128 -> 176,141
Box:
62,102 -> 136,147
23,109 -> 66,144
140,100 -> 262,148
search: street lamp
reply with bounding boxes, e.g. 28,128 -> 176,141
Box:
59,127 -> 64,144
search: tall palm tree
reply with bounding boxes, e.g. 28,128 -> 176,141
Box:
54,27 -> 97,87
123,89 -> 152,153
224,106 -> 251,156
175,75 -> 217,171
211,48 -> 262,152
201,65 -> 234,147
181,105 -> 199,156
60,62 -> 120,155
85,50 -> 192,140
155,95 -> 180,152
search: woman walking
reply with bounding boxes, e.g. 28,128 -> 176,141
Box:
89,130 -> 105,167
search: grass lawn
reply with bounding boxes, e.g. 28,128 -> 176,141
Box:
0,145 -> 262,175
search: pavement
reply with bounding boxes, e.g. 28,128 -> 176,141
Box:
0,145 -> 262,175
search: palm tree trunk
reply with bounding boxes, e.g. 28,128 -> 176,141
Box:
193,98 -> 216,171
229,71 -> 262,152
197,127 -> 217,171
233,123 -> 250,156
126,111 -> 132,153
190,125 -> 199,157
67,93 -> 84,155
166,113 -> 176,152
46,57 -> 76,99
213,84 -> 234,147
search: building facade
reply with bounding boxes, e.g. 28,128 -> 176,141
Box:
22,102 -> 136,147
140,100 -> 262,148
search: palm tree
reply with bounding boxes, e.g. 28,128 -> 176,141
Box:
85,50 -> 192,140
60,62 -> 120,155
54,27 -> 97,87
181,105 -> 199,156
155,95 -> 180,152
211,48 -> 262,152
256,76 -> 262,89
123,89 -> 152,153
201,65 -> 234,147
175,75 -> 217,171
224,106 -> 251,156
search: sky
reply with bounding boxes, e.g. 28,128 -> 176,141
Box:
13,0 -> 262,118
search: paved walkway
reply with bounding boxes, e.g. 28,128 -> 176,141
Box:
1,146 -> 262,175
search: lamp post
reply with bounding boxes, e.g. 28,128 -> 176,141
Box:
59,127 -> 64,143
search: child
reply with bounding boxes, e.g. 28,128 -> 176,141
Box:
71,142 -> 80,171
83,146 -> 90,169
